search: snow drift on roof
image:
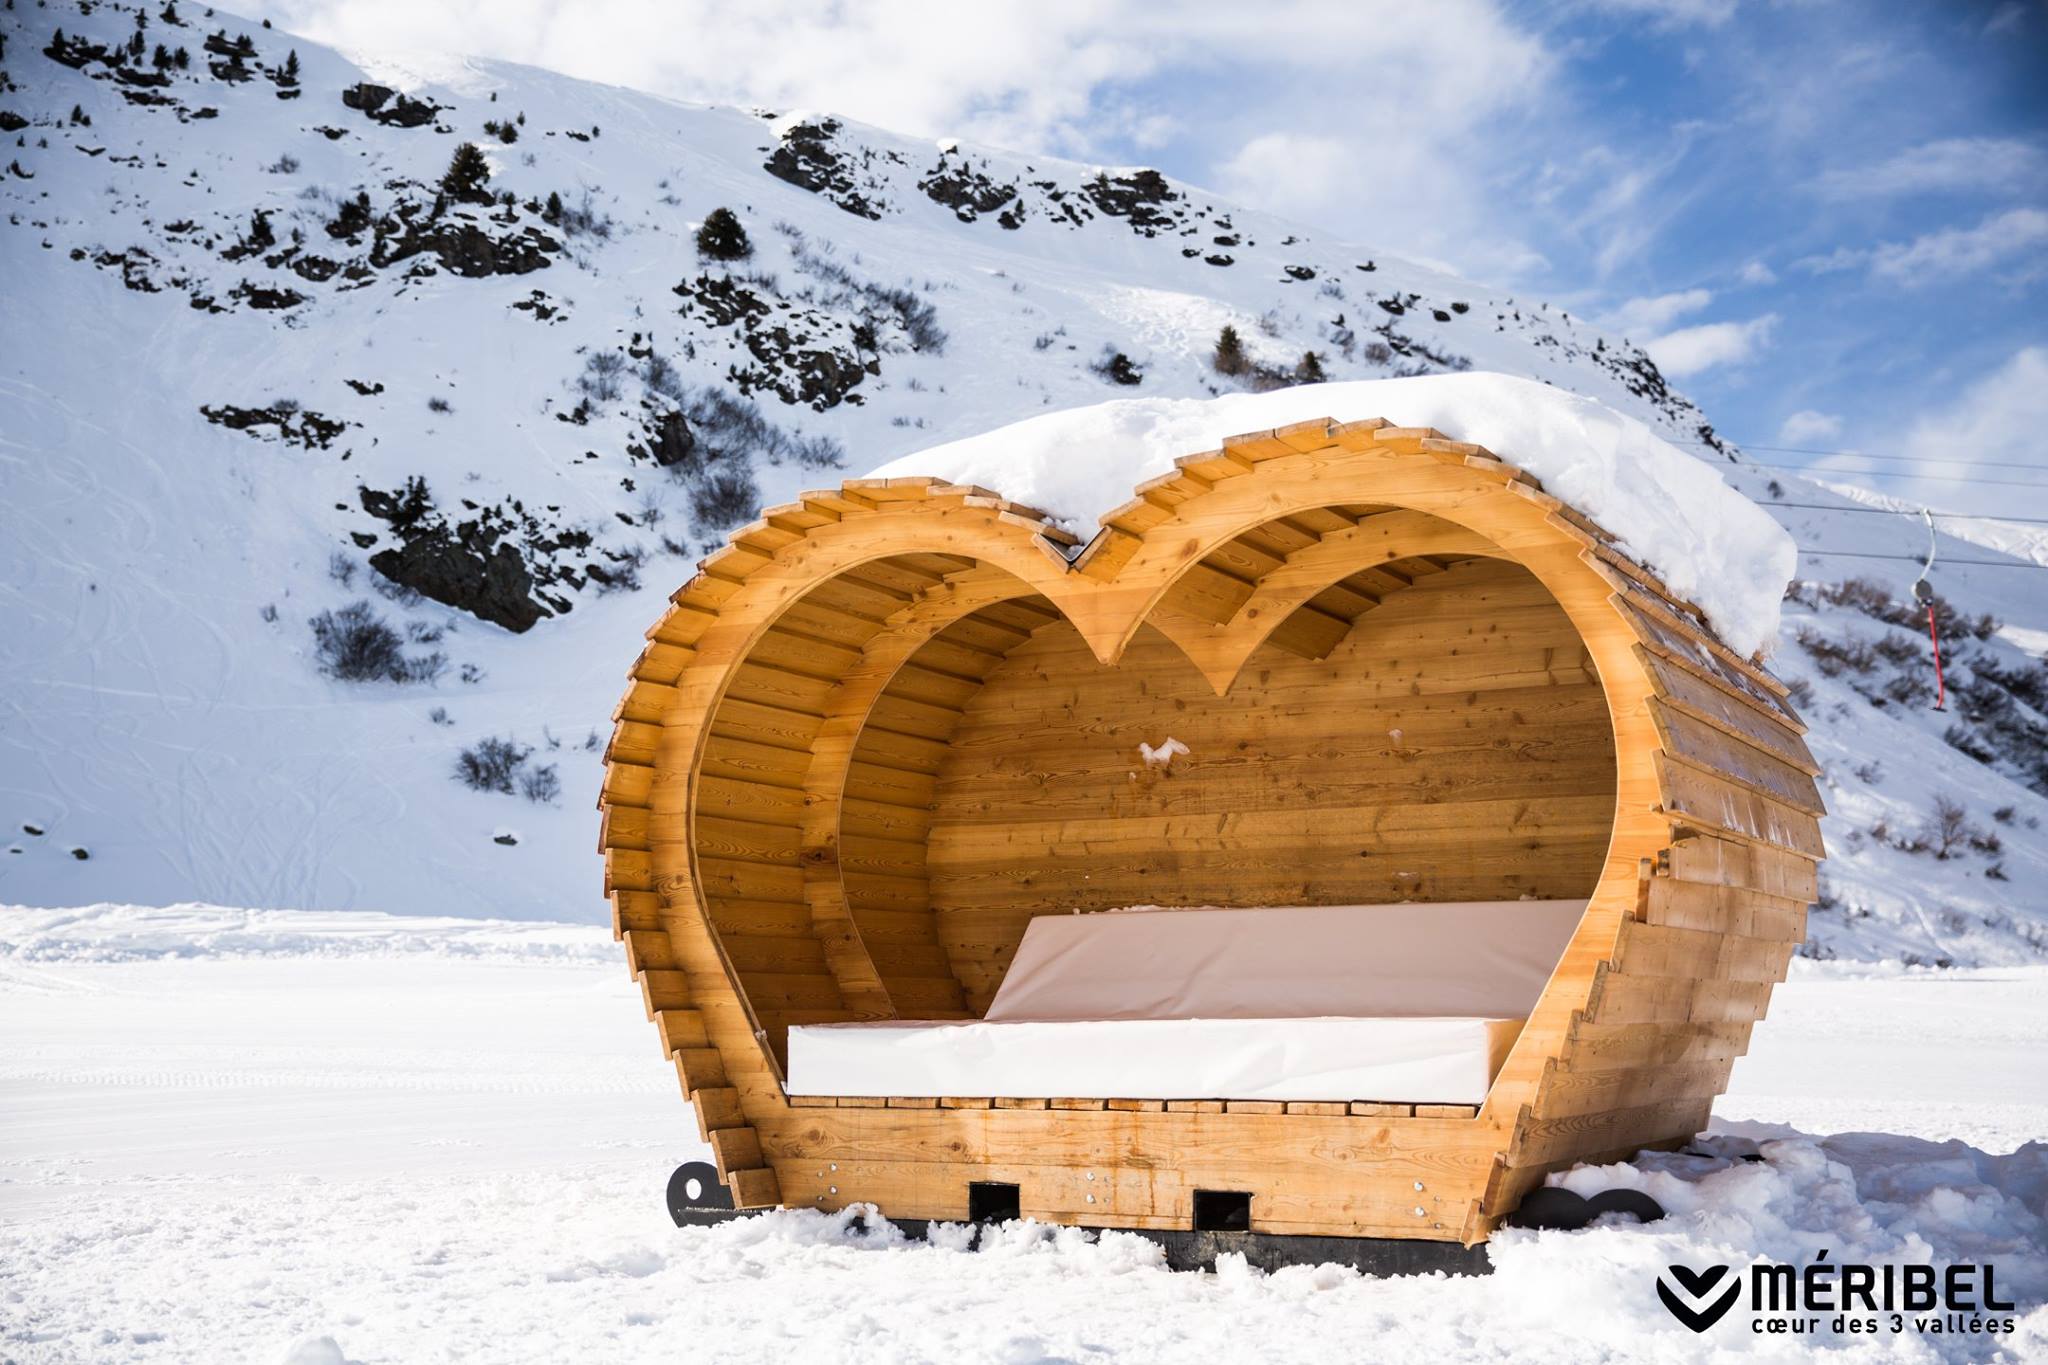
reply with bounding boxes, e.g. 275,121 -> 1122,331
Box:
869,372 -> 1796,657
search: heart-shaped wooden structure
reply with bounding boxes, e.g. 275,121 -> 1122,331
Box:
600,416 -> 1824,1244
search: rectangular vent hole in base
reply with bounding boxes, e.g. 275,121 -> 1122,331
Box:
968,1181 -> 1021,1224
1193,1189 -> 1253,1233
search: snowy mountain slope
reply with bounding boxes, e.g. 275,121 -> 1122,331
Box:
4,0 -> 2047,963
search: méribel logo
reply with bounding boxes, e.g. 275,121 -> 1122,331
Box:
1658,1263 -> 1743,1333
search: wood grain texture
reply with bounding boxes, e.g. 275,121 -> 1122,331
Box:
595,430 -> 1823,1243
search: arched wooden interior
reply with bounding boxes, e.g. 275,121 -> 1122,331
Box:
601,417 -> 1825,1243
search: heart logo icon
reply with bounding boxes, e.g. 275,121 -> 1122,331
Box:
1657,1263 -> 1742,1333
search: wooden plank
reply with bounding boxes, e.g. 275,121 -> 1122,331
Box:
1657,754 -> 1826,859
1664,835 -> 1819,904
728,1167 -> 782,1208
1639,647 -> 1816,769
710,1126 -> 765,1177
1651,701 -> 1825,815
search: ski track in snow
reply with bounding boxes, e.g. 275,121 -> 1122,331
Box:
2,908 -> 2044,1364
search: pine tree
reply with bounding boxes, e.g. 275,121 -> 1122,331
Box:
440,141 -> 492,203
544,190 -> 563,223
281,49 -> 299,85
1294,351 -> 1326,385
696,207 -> 752,261
1213,324 -> 1248,377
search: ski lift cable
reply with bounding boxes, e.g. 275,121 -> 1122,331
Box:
1755,464 -> 2048,489
1766,502 -> 2048,526
1794,550 -> 2048,568
1675,440 -> 2046,472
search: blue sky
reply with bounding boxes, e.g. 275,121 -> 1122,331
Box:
262,0 -> 2048,515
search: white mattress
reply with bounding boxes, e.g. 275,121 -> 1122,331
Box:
784,1014 -> 1525,1104
784,899 -> 1585,1104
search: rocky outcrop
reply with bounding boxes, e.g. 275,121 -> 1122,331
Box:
340,83 -> 441,129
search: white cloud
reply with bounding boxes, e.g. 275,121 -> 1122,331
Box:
1738,260 -> 1777,286
1797,208 -> 2048,284
1645,313 -> 1777,377
1205,1 -> 1556,281
1777,410 -> 1842,447
1816,136 -> 2046,199
1871,207 -> 2048,282
1837,347 -> 2048,517
1603,287 -> 1712,339
1904,347 -> 2048,463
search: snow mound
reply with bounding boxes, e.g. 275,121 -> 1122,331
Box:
0,902 -> 615,964
692,1132 -> 2045,1361
873,373 -> 1797,657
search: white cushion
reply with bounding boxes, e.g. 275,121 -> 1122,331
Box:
986,899 -> 1586,1022
783,900 -> 1586,1103
785,1015 -> 1524,1104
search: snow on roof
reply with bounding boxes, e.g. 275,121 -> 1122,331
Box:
869,372 -> 1796,657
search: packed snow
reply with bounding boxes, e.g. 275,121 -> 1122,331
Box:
2,906 -> 2043,1363
873,373 -> 1798,658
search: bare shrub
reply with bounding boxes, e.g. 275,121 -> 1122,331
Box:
1796,626 -> 1877,678
518,762 -> 561,804
557,190 -> 613,239
641,352 -> 683,400
691,468 -> 760,528
589,544 -> 645,594
1926,794 -> 1975,860
455,735 -> 529,794
579,351 -> 628,403
310,600 -> 442,683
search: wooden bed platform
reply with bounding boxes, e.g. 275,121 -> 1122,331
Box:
598,415 -> 1825,1246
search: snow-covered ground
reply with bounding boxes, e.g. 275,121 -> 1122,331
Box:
4,906 -> 2043,1364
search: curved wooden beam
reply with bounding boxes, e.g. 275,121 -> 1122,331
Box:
799,564 -> 1041,1018
1149,509 -> 1503,695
